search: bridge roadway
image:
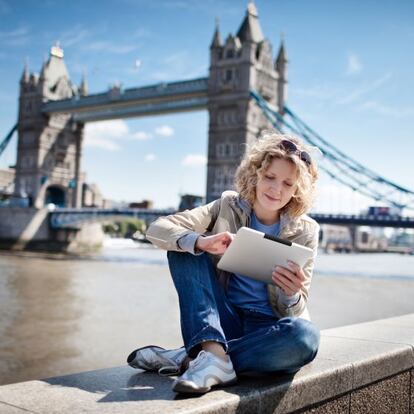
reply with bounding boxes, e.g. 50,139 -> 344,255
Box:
49,208 -> 414,230
42,78 -> 209,122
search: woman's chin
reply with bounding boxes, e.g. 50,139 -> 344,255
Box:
264,201 -> 282,213
265,197 -> 281,207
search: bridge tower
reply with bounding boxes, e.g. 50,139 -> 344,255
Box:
16,44 -> 85,208
206,2 -> 287,202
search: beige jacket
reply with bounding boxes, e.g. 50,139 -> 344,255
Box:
146,191 -> 320,320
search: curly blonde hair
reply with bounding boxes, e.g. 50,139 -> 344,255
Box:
234,131 -> 318,217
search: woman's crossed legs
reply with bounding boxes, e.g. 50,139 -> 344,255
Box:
167,251 -> 320,377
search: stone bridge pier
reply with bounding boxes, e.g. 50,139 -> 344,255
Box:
0,208 -> 104,253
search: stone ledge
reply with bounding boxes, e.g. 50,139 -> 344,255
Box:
0,314 -> 413,414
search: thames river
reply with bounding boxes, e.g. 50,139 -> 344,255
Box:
1,239 -> 413,386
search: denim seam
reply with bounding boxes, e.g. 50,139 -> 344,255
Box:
188,336 -> 228,354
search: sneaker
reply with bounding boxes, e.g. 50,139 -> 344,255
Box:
127,345 -> 187,376
172,350 -> 237,394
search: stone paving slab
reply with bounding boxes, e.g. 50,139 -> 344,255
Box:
0,358 -> 353,414
0,402 -> 35,413
322,313 -> 414,346
0,314 -> 413,414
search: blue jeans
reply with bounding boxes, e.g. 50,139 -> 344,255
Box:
167,251 -> 320,375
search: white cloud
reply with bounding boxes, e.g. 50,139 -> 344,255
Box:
155,125 -> 174,137
149,50 -> 206,81
0,26 -> 30,46
60,26 -> 90,47
357,101 -> 414,118
84,120 -> 151,150
293,72 -> 392,110
132,28 -> 152,38
132,131 -> 152,140
313,183 -> 373,214
84,120 -> 125,150
346,53 -> 362,75
145,153 -> 156,162
85,138 -> 121,151
337,73 -> 392,105
181,154 -> 207,167
292,84 -> 337,101
83,41 -> 137,54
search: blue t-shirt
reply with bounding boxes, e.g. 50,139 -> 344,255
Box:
227,212 -> 280,316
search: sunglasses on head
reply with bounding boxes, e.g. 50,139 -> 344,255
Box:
279,139 -> 312,166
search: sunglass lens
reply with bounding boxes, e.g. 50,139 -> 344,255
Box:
301,152 -> 312,165
280,139 -> 312,166
280,140 -> 297,152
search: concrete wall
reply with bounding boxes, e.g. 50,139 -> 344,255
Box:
0,207 -> 104,252
0,207 -> 50,240
0,313 -> 412,413
0,168 -> 15,192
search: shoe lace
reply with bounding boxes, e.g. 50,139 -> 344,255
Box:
188,350 -> 207,371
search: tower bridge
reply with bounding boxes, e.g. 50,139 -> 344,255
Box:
42,77 -> 209,122
8,2 -> 285,211
0,2 -> 413,252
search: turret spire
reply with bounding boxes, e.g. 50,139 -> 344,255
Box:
20,58 -> 29,84
236,1 -> 264,43
247,1 -> 258,17
39,54 -> 48,81
79,69 -> 88,96
210,17 -> 222,48
275,35 -> 288,115
275,33 -> 288,69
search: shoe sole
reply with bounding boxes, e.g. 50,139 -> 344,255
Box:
127,345 -> 165,369
172,377 -> 238,394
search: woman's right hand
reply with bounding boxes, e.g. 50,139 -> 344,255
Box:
195,232 -> 234,255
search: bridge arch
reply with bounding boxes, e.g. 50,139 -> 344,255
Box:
44,185 -> 66,207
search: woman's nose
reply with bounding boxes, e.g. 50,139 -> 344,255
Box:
269,181 -> 282,194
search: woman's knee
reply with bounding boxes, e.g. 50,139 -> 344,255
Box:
278,317 -> 320,364
291,318 -> 320,363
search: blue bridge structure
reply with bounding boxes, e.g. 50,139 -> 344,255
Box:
49,208 -> 414,230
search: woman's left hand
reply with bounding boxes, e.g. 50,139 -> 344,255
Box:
271,261 -> 305,296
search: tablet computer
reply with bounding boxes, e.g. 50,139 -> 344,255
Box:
217,227 -> 313,284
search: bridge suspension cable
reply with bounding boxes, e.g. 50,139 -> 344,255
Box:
250,90 -> 414,213
0,123 -> 18,158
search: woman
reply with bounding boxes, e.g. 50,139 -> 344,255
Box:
127,131 -> 321,394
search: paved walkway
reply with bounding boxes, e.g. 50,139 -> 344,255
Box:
0,313 -> 413,413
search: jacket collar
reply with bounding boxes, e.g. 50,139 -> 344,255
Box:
232,193 -> 304,237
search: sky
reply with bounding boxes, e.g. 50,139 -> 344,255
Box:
0,0 -> 413,213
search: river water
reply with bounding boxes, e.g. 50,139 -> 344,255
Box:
1,238 -> 413,386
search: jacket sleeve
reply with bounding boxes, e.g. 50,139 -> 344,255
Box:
146,198 -> 220,251
269,221 -> 320,319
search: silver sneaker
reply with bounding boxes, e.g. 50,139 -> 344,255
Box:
127,345 -> 187,376
172,350 -> 237,394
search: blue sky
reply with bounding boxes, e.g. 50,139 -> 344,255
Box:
0,0 -> 413,212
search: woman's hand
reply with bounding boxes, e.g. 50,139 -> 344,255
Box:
271,261 -> 305,296
195,232 -> 234,255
